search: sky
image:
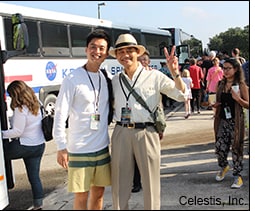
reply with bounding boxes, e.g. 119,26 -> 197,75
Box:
1,1 -> 250,50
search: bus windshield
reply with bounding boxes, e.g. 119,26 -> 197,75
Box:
160,27 -> 203,59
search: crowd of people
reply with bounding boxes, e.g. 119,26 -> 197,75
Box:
2,28 -> 249,210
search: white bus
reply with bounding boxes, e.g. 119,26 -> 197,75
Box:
0,2 -> 173,117
160,27 -> 203,63
0,120 -> 9,209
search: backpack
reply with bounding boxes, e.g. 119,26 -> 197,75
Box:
242,61 -> 249,87
100,68 -> 114,125
40,106 -> 54,142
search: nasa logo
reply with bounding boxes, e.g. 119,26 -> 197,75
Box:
45,61 -> 57,81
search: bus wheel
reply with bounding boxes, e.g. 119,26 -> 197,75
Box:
44,94 -> 56,116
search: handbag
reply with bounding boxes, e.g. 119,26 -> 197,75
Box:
200,80 -> 205,89
150,105 -> 166,134
40,106 -> 54,142
120,73 -> 166,134
201,92 -> 210,107
208,93 -> 216,105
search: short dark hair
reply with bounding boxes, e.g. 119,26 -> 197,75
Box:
86,28 -> 111,51
232,48 -> 240,56
184,58 -> 190,63
189,58 -> 196,65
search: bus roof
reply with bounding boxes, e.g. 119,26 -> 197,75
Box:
0,2 -> 112,27
0,2 -> 170,36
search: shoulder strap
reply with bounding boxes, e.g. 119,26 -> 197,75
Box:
120,72 -> 152,114
100,68 -> 114,125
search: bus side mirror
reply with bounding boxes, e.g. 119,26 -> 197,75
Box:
12,13 -> 29,50
1,13 -> 29,64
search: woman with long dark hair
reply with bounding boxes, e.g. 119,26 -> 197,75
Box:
213,58 -> 249,189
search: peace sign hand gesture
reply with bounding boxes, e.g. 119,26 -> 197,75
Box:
163,46 -> 186,93
163,46 -> 179,77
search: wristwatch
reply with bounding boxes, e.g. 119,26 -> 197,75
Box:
173,74 -> 180,79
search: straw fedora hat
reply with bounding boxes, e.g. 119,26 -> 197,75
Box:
109,33 -> 146,58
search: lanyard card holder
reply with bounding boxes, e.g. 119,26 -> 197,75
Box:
90,113 -> 100,130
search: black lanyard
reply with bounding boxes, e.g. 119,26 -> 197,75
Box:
85,69 -> 101,113
119,69 -> 143,107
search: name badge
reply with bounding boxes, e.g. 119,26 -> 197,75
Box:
90,114 -> 100,130
224,106 -> 232,119
121,107 -> 131,124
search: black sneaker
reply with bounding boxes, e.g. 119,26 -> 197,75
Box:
132,186 -> 142,193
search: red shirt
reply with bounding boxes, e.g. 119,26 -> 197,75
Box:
189,65 -> 204,89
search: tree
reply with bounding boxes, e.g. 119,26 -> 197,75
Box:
183,38 -> 203,58
208,25 -> 249,60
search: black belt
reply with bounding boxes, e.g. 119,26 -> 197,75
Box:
116,121 -> 154,129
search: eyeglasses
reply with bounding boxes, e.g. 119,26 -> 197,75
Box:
223,67 -> 233,71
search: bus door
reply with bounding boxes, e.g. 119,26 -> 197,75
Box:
175,44 -> 190,69
0,120 -> 8,210
0,13 -> 29,209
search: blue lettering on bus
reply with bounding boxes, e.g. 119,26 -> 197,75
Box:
45,61 -> 57,81
62,69 -> 68,78
62,68 -> 75,78
111,66 -> 123,75
150,64 -> 158,69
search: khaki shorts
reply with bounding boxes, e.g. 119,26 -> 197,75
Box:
67,147 -> 111,192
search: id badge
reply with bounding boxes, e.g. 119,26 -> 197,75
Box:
121,107 -> 131,124
90,113 -> 100,130
224,106 -> 232,119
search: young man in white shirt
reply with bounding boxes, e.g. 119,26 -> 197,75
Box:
53,29 -> 112,210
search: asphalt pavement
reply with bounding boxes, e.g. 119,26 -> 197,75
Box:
40,103 -> 250,210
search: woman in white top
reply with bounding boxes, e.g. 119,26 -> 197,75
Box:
182,69 -> 193,118
2,80 -> 45,210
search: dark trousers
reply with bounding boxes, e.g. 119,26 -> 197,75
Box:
133,160 -> 141,187
191,88 -> 201,112
5,139 -> 45,207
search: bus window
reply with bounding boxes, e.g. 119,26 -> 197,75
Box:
3,18 -> 12,51
130,28 -> 142,45
160,27 -> 203,59
176,45 -> 190,64
70,25 -> 92,57
111,28 -> 129,46
40,21 -> 69,57
97,27 -> 112,43
4,17 -> 39,56
143,32 -> 170,58
23,20 -> 39,55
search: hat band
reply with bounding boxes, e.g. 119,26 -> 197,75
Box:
115,42 -> 137,49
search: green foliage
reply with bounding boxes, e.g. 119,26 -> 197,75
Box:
184,38 -> 203,58
208,25 -> 249,60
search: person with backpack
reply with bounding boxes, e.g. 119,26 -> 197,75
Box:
231,48 -> 246,64
52,29 -> 113,210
